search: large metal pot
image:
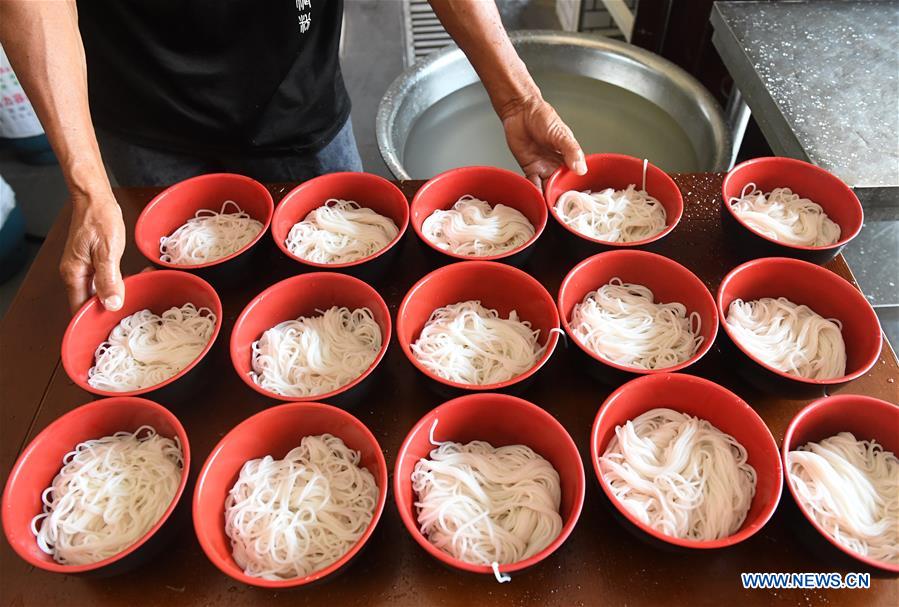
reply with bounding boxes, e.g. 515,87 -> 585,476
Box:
377,31 -> 731,179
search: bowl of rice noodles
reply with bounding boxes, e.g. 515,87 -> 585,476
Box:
2,397 -> 190,574
270,172 -> 409,281
230,272 -> 391,405
135,173 -> 274,282
410,166 -> 547,266
396,260 -> 560,395
722,157 -> 863,264
782,395 -> 899,573
193,401 -> 388,588
61,270 -> 223,399
543,153 -> 683,253
557,249 -> 718,384
591,373 -> 782,550
717,257 -> 882,397
394,392 -> 585,579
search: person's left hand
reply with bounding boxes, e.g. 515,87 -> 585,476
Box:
500,95 -> 587,189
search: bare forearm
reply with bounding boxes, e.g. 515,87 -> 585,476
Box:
429,0 -> 541,117
0,0 -> 110,200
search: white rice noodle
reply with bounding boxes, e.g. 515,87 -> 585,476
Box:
225,434 -> 379,580
726,297 -> 846,380
600,408 -> 757,541
31,426 -> 183,565
570,278 -> 702,370
250,306 -> 382,397
87,304 -> 217,391
285,199 -> 399,264
412,438 -> 562,566
787,432 -> 898,565
410,300 -> 545,385
421,195 -> 535,257
159,200 -> 263,265
729,183 -> 841,247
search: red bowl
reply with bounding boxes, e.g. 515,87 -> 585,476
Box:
717,257 -> 882,387
271,172 -> 409,269
591,374 -> 782,549
410,166 -> 547,262
558,250 -> 718,377
2,397 -> 190,574
230,272 -> 391,402
394,393 -> 585,576
544,153 -> 683,248
135,173 -> 273,269
722,157 -> 863,261
193,401 -> 388,588
396,261 -> 560,391
782,395 -> 899,573
61,270 -> 223,397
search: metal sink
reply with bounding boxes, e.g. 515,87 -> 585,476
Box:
377,30 -> 731,179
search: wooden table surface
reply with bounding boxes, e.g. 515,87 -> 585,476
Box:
1,174 -> 897,607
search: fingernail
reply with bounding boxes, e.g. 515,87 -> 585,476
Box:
576,160 -> 588,175
104,295 -> 123,310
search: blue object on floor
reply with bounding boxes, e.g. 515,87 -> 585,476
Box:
0,205 -> 28,283
0,134 -> 58,166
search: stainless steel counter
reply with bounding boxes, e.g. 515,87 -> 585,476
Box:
711,1 -> 898,195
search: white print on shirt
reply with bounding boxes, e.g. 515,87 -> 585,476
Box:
295,0 -> 312,34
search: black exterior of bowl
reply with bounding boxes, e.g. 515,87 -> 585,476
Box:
549,218 -> 671,260
151,237 -> 274,290
781,488 -> 897,576
721,204 -> 843,265
412,233 -> 539,270
717,331 -> 831,399
72,479 -> 191,578
565,342 -> 645,387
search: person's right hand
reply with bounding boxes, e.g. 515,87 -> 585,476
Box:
59,190 -> 126,313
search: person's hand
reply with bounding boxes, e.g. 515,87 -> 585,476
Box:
59,190 -> 126,313
499,94 -> 587,189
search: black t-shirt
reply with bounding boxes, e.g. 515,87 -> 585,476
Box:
78,0 -> 350,155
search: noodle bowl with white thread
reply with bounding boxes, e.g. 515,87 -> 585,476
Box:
285,199 -> 399,264
570,278 -> 703,370
31,425 -> 183,566
421,195 -> 535,257
554,160 -> 667,243
410,300 -> 546,386
600,407 -> 757,542
224,433 -> 379,580
87,304 -> 217,392
787,432 -> 898,565
412,426 -> 563,570
728,183 -> 841,247
250,306 -> 382,397
159,201 -> 264,266
725,297 -> 847,380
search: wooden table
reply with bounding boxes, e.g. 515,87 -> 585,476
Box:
2,174 -> 897,607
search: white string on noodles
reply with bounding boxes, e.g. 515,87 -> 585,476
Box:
31,426 -> 183,565
420,195 -> 535,257
87,304 -> 217,392
729,183 -> 841,247
725,297 -> 846,380
224,433 -> 379,580
554,160 -> 666,243
787,432 -> 899,565
411,438 -> 563,567
285,199 -> 399,264
600,408 -> 757,541
570,278 -> 702,370
250,306 -> 381,397
410,300 -> 546,385
159,200 -> 263,266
